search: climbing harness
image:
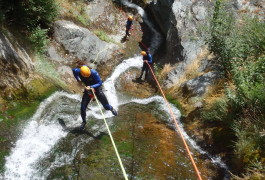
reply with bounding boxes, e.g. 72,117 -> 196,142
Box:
145,61 -> 203,180
91,90 -> 128,180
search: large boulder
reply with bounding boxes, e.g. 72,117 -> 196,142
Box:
53,20 -> 118,65
149,0 -> 212,88
151,0 -> 264,89
0,32 -> 34,94
182,71 -> 221,97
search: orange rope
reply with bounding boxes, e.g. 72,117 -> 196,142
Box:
119,6 -> 202,179
139,41 -> 149,51
145,62 -> 203,180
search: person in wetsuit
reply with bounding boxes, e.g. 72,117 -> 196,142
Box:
125,16 -> 133,38
138,51 -> 153,81
72,65 -> 118,130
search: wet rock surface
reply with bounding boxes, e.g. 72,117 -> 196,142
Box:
116,69 -> 156,99
47,103 -> 218,179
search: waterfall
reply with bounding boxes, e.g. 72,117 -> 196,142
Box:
2,55 -> 227,179
121,0 -> 163,54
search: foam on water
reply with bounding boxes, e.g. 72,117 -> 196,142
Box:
3,92 -> 77,180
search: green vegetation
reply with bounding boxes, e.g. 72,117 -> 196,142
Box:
94,30 -> 115,43
0,0 -> 58,53
29,26 -> 49,53
0,151 -> 8,173
57,0 -> 90,27
35,54 -> 66,88
204,0 -> 265,178
0,80 -> 59,173
166,94 -> 184,116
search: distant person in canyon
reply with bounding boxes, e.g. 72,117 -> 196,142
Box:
72,65 -> 118,130
125,15 -> 133,39
138,51 -> 153,81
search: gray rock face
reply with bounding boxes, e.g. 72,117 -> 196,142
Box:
234,0 -> 265,15
0,32 -> 34,92
53,20 -> 118,65
152,0 -> 264,89
149,0 -> 175,35
47,45 -> 65,62
182,72 -> 221,97
149,0 -> 211,88
87,0 -> 109,21
168,0 -> 209,86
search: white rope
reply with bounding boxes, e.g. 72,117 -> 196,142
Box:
91,90 -> 128,180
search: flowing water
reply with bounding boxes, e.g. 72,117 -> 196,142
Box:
1,1 -> 228,179
1,56 -> 227,180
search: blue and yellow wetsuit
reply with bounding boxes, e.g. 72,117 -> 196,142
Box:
139,53 -> 153,80
125,19 -> 133,37
72,66 -> 115,123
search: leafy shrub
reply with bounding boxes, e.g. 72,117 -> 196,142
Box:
205,0 -> 265,177
1,0 -> 58,30
166,94 -> 184,115
200,97 -> 240,127
94,30 -> 114,43
205,0 -> 235,74
232,119 -> 265,169
1,0 -> 58,53
29,26 -> 49,53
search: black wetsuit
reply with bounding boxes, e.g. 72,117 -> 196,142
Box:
125,19 -> 133,37
139,53 -> 153,80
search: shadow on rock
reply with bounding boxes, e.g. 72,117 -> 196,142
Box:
121,35 -> 128,43
58,118 -> 108,139
132,78 -> 144,84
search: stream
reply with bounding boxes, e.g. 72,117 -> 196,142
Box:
1,1 -> 228,179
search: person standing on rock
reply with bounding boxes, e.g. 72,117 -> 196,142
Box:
125,16 -> 133,39
138,51 -> 153,81
72,65 -> 118,130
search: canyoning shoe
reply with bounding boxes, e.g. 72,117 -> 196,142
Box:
80,122 -> 86,130
111,108 -> 118,116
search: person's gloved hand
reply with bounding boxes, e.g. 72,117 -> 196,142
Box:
85,86 -> 91,91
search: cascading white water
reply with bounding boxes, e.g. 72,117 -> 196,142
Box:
3,93 -> 78,180
121,0 -> 162,53
2,54 -> 227,180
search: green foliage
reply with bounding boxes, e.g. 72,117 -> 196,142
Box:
205,0 -> 265,176
94,30 -> 114,43
77,15 -> 88,26
1,0 -> 58,29
153,63 -> 162,77
206,0 -> 235,73
1,0 -> 58,53
201,98 -> 230,124
166,95 -> 184,115
35,54 -> 66,87
0,151 -> 8,173
230,52 -> 265,113
29,26 -> 49,53
232,119 -> 265,169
